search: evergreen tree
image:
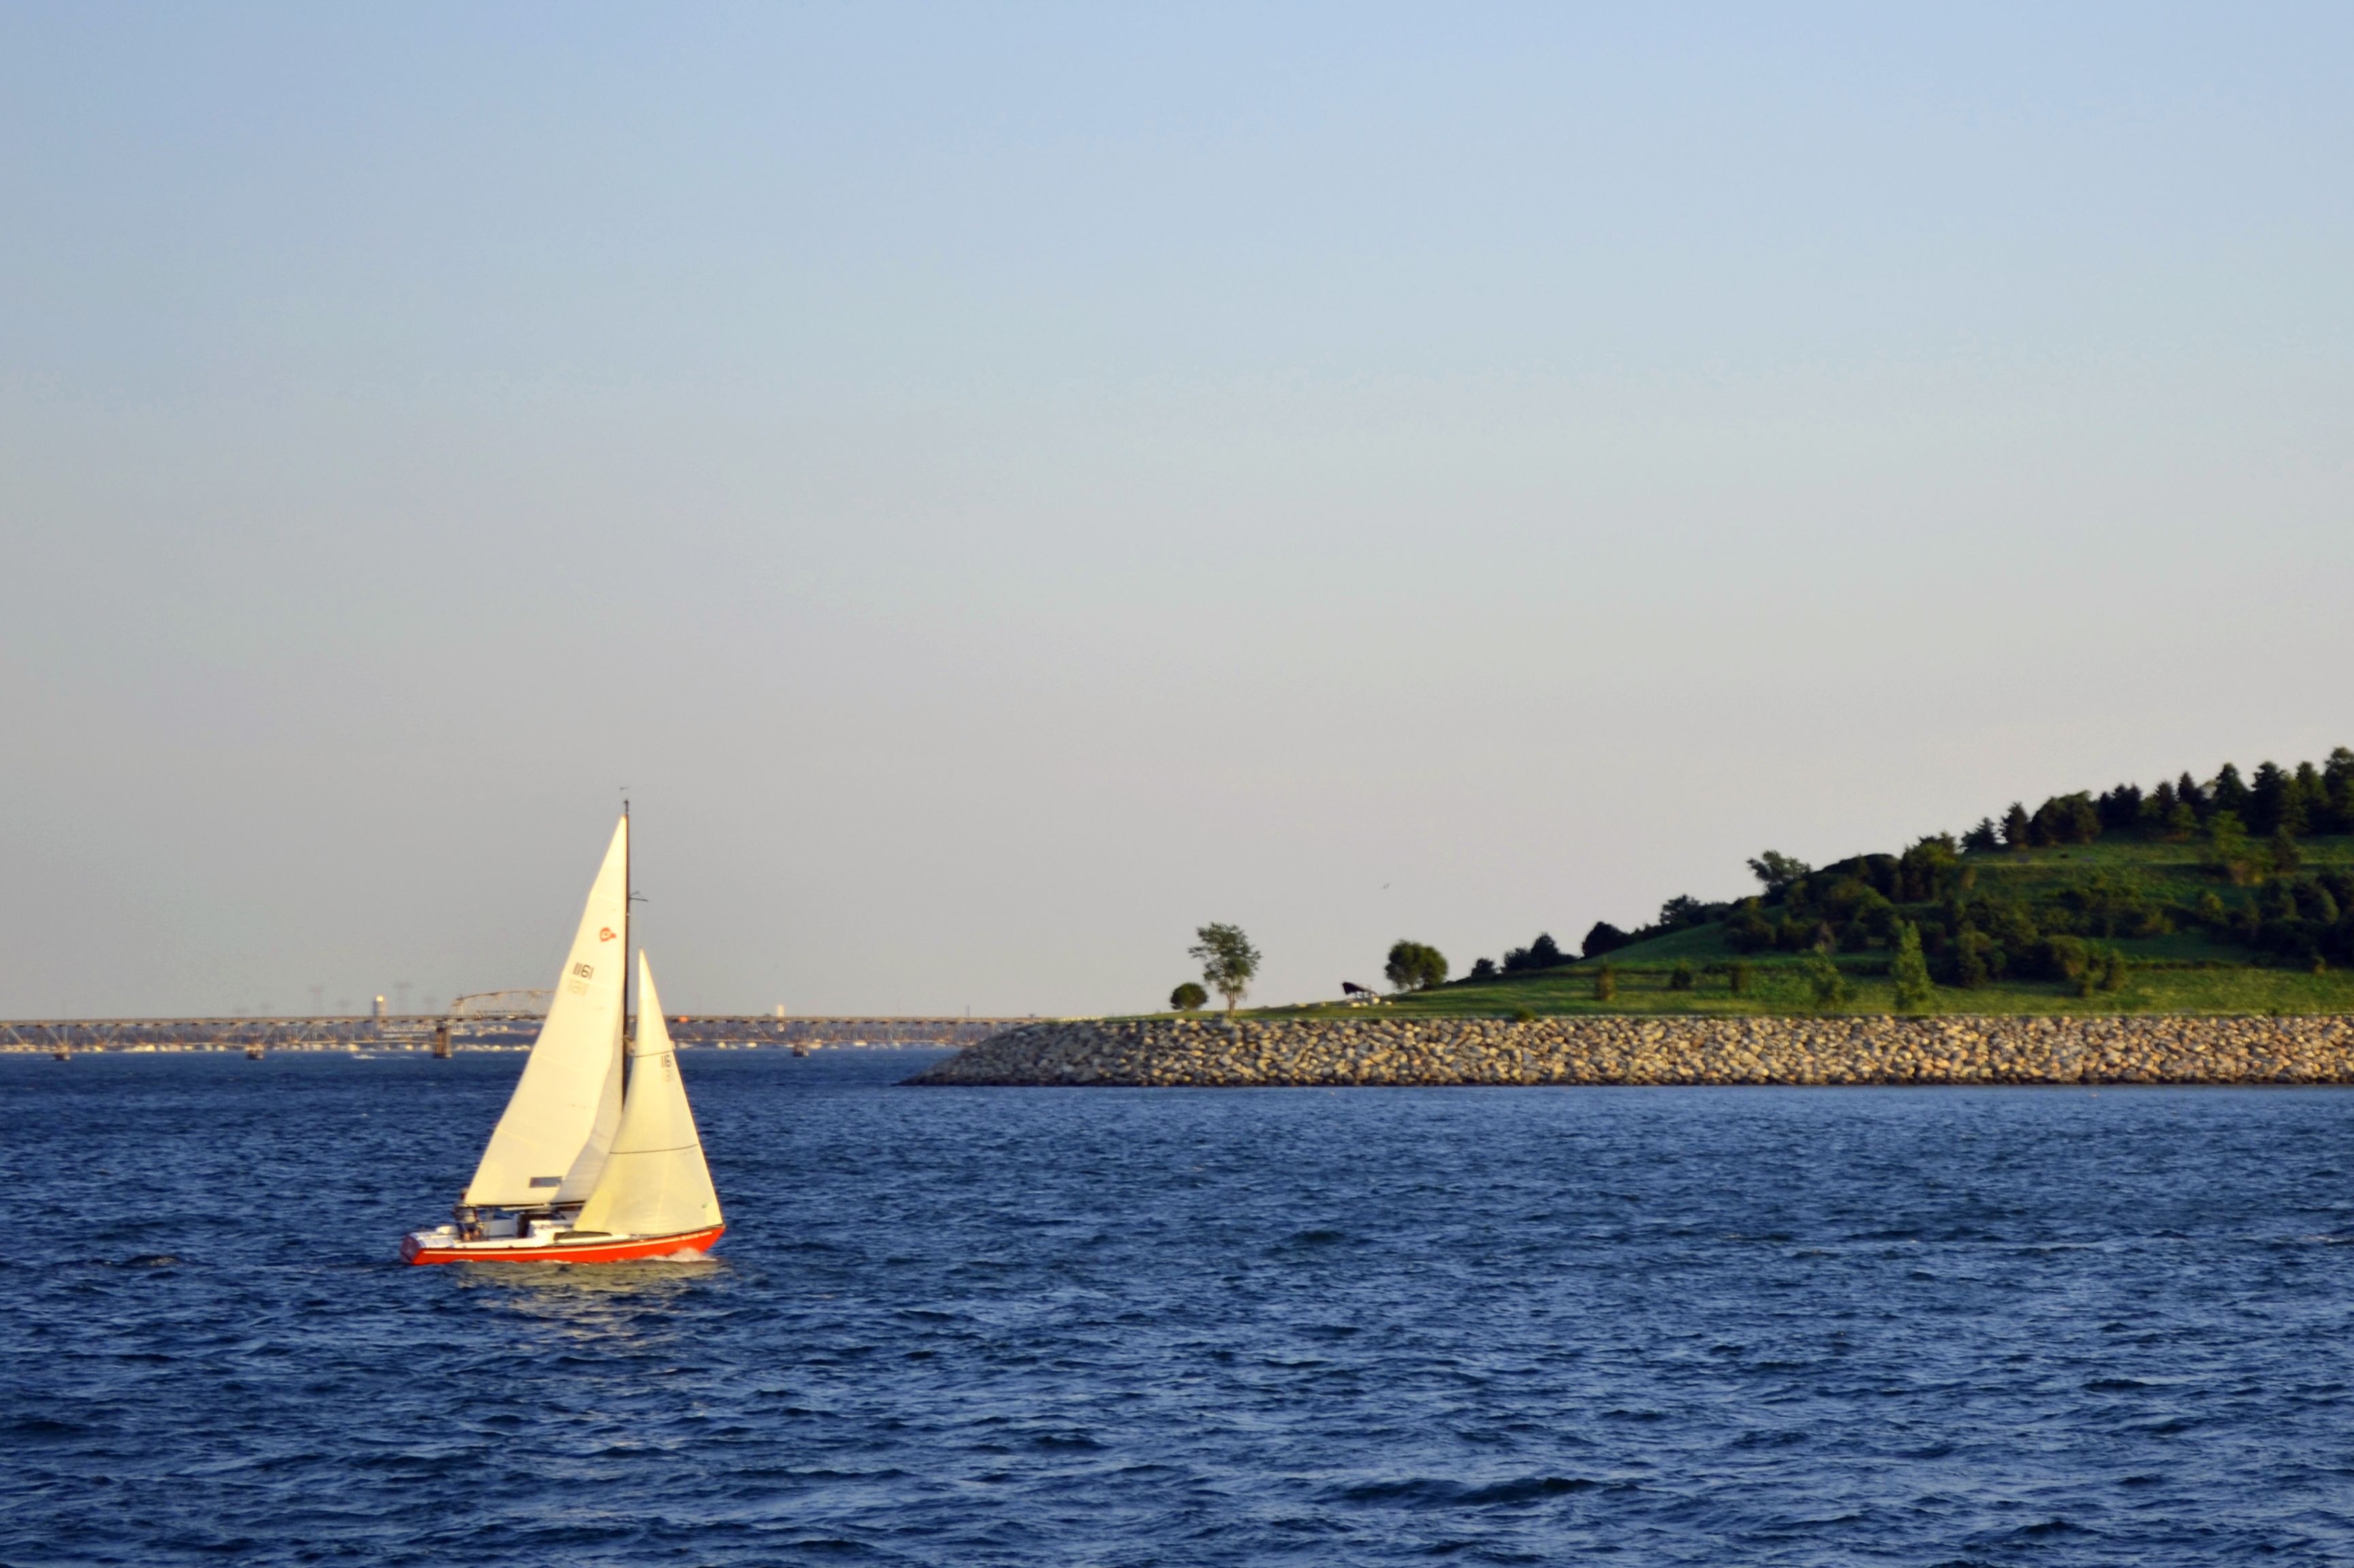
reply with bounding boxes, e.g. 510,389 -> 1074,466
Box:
2096,785 -> 2143,832
1890,921 -> 1934,1013
1962,817 -> 2000,852
2002,802 -> 2032,848
2270,828 -> 2301,877
2325,748 -> 2354,832
2249,762 -> 2289,834
2211,763 -> 2251,820
2287,762 -> 2321,834
2178,772 -> 2210,819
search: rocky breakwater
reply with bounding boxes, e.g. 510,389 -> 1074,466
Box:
901,1014 -> 2354,1087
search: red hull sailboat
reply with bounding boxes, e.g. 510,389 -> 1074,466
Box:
401,811 -> 726,1265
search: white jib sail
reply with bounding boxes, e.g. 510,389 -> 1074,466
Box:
463,815 -> 630,1208
575,952 -> 723,1239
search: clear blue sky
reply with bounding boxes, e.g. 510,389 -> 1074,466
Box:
3,3 -> 2349,1016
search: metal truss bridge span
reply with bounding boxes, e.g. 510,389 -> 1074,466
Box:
1,1015 -> 1029,1057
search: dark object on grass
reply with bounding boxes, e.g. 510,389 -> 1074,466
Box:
1169,982 -> 1208,1012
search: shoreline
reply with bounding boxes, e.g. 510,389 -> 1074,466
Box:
903,1014 -> 2354,1087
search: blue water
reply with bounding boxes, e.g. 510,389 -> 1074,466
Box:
8,1053 -> 2354,1565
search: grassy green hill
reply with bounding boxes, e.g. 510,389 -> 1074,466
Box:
1254,751 -> 2354,1018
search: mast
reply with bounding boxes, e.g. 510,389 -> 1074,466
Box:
623,796 -> 632,1044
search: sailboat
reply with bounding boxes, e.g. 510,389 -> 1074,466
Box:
401,812 -> 725,1264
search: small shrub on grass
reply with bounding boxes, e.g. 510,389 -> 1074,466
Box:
1729,961 -> 1752,997
1669,960 -> 1695,991
2075,947 -> 2128,998
1593,965 -> 1617,1003
1803,954 -> 1852,1012
1168,982 -> 1207,1012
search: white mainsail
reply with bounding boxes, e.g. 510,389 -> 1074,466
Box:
463,815 -> 629,1208
574,952 -> 722,1239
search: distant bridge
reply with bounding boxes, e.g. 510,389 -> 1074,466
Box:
0,1015 -> 1034,1056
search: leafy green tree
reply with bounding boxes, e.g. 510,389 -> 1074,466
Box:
1384,940 -> 1449,992
1658,895 -> 1720,930
1948,928 -> 1992,988
2205,811 -> 2254,884
1890,921 -> 1935,1013
1467,957 -> 1498,982
1748,851 -> 1812,894
1898,835 -> 1960,899
1188,923 -> 1262,1015
1668,960 -> 1695,991
1581,923 -> 1630,959
2270,827 -> 2301,876
1168,982 -> 1207,1012
1502,932 -> 1568,973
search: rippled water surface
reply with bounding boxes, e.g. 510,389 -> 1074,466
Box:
10,1050 -> 2354,1565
